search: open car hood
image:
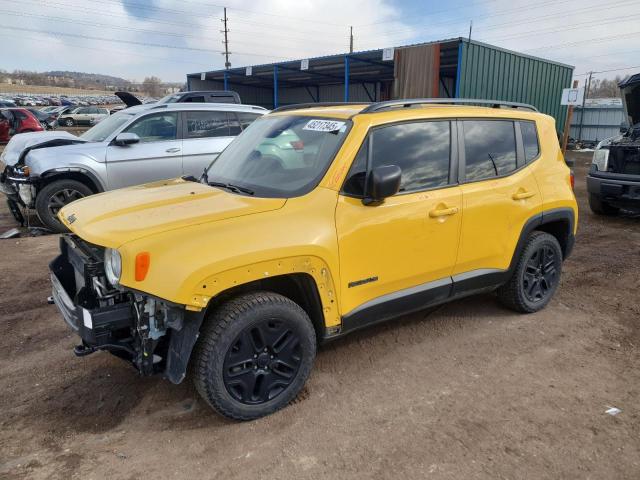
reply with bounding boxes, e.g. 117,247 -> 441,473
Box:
619,73 -> 640,127
0,131 -> 86,166
115,91 -> 143,108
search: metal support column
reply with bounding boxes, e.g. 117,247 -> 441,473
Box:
344,56 -> 350,102
223,71 -> 228,91
273,65 -> 279,109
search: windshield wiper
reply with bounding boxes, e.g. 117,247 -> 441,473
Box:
209,181 -> 254,195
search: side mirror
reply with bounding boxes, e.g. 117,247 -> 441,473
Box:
113,132 -> 140,146
620,122 -> 629,134
363,165 -> 402,205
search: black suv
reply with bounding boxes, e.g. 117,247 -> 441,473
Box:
587,73 -> 640,214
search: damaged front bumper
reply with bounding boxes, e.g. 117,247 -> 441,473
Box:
0,164 -> 37,224
49,235 -> 205,383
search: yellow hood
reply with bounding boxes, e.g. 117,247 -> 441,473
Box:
59,178 -> 286,248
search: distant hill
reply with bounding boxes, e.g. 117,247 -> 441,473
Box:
45,71 -> 131,88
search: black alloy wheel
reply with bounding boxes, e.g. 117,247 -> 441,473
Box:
193,291 -> 316,420
223,319 -> 303,405
522,245 -> 557,303
497,231 -> 563,313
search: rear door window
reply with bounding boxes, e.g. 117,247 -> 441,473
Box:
520,121 -> 540,162
463,120 -> 517,181
185,111 -> 231,138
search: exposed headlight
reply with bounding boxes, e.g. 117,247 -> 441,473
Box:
104,248 -> 122,287
592,148 -> 609,172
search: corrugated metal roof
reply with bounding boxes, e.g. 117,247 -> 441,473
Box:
187,38 -> 572,78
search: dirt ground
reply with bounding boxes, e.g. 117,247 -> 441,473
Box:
1,151 -> 639,480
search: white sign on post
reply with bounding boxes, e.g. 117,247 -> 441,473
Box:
382,47 -> 394,61
561,87 -> 585,106
301,59 -> 309,70
200,72 -> 206,81
246,66 -> 252,76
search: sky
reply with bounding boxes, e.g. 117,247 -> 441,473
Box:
0,0 -> 638,86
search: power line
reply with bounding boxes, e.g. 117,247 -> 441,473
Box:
523,31 -> 640,53
357,0 -> 580,35
575,65 -> 640,76
355,0 -> 638,49
1,9 -> 220,41
0,32 -> 213,68
479,12 -> 640,43
0,24 -> 290,60
0,0 -> 207,29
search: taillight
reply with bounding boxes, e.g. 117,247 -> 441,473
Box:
135,252 -> 151,281
569,171 -> 575,189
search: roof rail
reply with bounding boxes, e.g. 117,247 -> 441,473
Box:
360,98 -> 538,113
271,102 -> 370,113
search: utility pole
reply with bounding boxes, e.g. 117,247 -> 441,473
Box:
349,26 -> 353,53
221,7 -> 231,69
577,71 -> 593,143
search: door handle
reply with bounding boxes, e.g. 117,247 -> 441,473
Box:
512,190 -> 535,200
429,206 -> 459,218
165,147 -> 181,153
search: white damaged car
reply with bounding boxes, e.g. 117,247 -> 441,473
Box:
0,102 -> 267,232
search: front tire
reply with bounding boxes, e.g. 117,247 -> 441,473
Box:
63,118 -> 75,127
35,179 -> 93,233
589,193 -> 619,215
193,292 -> 316,420
497,231 -> 563,313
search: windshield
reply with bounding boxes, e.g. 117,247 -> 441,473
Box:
80,113 -> 134,142
206,115 -> 351,198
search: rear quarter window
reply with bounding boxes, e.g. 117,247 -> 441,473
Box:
520,121 -> 540,162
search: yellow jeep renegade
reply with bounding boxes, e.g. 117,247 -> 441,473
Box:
50,99 -> 577,420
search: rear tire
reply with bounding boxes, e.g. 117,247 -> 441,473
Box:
589,193 -> 619,215
35,179 -> 93,233
497,231 -> 563,313
193,291 -> 316,421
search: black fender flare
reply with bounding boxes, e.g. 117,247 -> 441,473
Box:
508,207 -> 576,274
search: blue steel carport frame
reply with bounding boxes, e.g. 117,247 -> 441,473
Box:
344,55 -> 350,102
273,65 -> 279,108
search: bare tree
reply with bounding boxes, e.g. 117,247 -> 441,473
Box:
588,76 -> 624,99
142,76 -> 163,97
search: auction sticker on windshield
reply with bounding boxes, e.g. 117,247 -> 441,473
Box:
303,119 -> 345,132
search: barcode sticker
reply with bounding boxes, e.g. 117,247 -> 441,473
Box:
303,119 -> 345,132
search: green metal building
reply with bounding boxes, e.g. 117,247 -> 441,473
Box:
187,38 -> 573,131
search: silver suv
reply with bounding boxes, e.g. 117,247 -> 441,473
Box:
0,103 -> 267,232
58,106 -> 110,127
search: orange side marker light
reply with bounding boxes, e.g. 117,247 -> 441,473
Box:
135,252 -> 151,281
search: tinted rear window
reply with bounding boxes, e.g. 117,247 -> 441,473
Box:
463,120 -> 517,181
